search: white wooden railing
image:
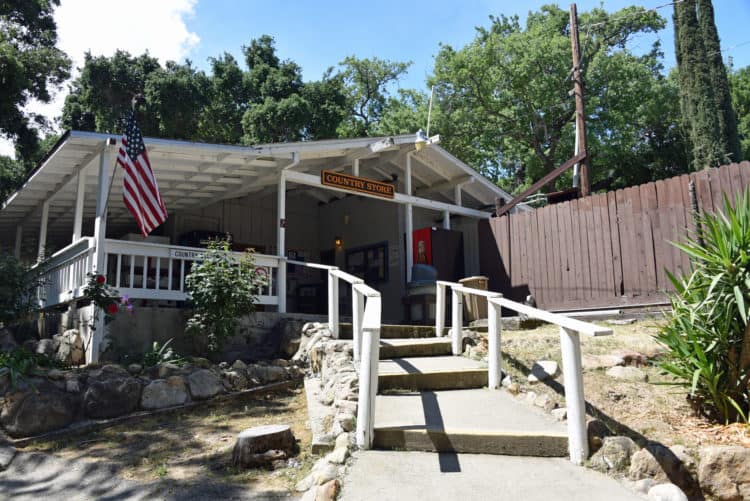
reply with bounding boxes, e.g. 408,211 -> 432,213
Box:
289,260 -> 382,449
34,237 -> 96,307
103,239 -> 280,305
435,280 -> 613,465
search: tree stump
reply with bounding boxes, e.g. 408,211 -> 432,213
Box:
232,424 -> 296,467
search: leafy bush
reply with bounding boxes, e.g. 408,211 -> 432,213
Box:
0,348 -> 67,389
656,189 -> 750,423
0,252 -> 43,326
184,237 -> 266,354
142,338 -> 184,367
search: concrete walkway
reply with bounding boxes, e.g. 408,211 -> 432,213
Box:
339,450 -> 643,501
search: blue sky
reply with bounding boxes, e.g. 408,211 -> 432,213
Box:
185,0 -> 750,90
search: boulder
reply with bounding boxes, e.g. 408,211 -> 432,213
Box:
277,318 -> 304,358
223,370 -> 249,391
528,361 -> 559,382
35,338 -> 58,357
533,394 -> 556,412
140,376 -> 188,409
1,386 -> 76,437
97,364 -> 131,379
647,483 -> 688,501
127,364 -> 142,375
629,444 -> 698,497
551,408 -> 567,421
187,369 -> 223,400
232,424 -> 296,467
231,359 -> 248,371
587,419 -> 611,454
582,354 -> 625,370
697,445 -> 750,501
0,443 -> 16,470
606,366 -> 648,382
611,349 -> 649,368
248,365 -> 286,384
55,329 -> 85,365
589,436 -> 638,473
316,479 -> 340,501
83,377 -> 141,418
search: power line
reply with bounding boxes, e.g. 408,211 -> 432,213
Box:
579,0 -> 684,31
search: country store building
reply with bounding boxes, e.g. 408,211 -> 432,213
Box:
0,131 -> 514,362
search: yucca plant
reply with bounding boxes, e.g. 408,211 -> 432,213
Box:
656,189 -> 750,423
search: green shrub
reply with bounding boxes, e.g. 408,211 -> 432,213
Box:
656,189 -> 750,423
0,348 -> 67,389
142,338 -> 184,367
0,252 -> 43,326
184,237 -> 266,354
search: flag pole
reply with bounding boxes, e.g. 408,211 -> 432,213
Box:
102,95 -> 142,218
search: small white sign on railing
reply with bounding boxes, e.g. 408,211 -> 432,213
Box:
170,249 -> 205,260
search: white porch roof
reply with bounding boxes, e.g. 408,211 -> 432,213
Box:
1,130 -> 515,250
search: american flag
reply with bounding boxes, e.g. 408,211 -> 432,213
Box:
117,112 -> 168,237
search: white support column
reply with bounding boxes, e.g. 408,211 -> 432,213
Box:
488,299 -> 503,389
405,153 -> 414,283
442,209 -> 450,230
14,225 -> 23,259
93,148 -> 110,274
327,270 -> 339,338
451,287 -> 463,355
353,158 -> 360,177
454,184 -> 462,206
356,296 -> 381,449
277,172 -> 287,313
560,327 -> 588,464
89,147 -> 111,365
72,169 -> 86,241
405,203 -> 413,283
37,199 -> 50,262
352,289 -> 364,362
435,282 -> 446,337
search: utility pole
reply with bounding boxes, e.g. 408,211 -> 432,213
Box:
570,3 -> 590,197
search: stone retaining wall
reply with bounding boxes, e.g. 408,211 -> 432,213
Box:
0,356 -> 304,439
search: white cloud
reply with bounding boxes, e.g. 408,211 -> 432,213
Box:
2,0 -> 200,158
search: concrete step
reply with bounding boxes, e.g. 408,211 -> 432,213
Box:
379,338 -> 453,359
339,323 -> 444,339
373,389 -> 568,457
378,356 -> 487,392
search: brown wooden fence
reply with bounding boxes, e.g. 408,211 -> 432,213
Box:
478,161 -> 750,311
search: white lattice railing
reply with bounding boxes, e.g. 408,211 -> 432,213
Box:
35,237 -> 96,307
103,239 -> 281,305
435,280 -> 613,465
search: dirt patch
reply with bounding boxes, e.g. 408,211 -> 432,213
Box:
24,387 -> 314,495
498,319 -> 750,449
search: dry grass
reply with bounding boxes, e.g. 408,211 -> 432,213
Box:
26,388 -> 316,494
497,319 -> 750,449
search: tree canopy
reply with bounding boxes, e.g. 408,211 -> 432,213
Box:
0,0 -> 69,197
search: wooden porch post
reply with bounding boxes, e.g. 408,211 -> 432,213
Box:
89,146 -> 111,364
14,225 -> 22,259
277,171 -> 287,313
405,153 -> 414,283
72,168 -> 86,241
37,200 -> 49,262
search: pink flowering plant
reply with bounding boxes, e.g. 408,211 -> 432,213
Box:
83,272 -> 133,323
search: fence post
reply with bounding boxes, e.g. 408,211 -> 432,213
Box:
352,289 -> 364,362
487,298 -> 503,389
328,270 -> 339,338
435,282 -> 446,337
356,297 -> 381,449
451,287 -> 463,355
560,326 -> 588,464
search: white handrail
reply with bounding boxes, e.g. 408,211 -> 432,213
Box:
435,282 -> 612,465
289,260 -> 382,450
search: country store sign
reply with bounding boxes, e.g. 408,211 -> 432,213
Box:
321,170 -> 395,199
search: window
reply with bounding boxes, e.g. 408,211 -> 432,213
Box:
345,241 -> 388,284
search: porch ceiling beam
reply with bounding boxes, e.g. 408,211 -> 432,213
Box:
284,169 -> 490,219
19,141 -> 108,225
